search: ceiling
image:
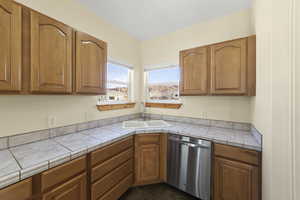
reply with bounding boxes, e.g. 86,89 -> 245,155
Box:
76,0 -> 252,41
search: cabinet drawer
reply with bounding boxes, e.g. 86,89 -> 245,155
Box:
91,148 -> 133,183
41,156 -> 86,191
42,173 -> 86,200
214,143 -> 260,165
98,173 -> 133,200
92,159 -> 133,200
0,178 -> 32,200
91,136 -> 133,166
136,134 -> 160,145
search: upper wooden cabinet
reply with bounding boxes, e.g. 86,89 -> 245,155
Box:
75,31 -> 107,94
0,0 -> 22,92
30,12 -> 73,93
211,39 -> 247,95
180,47 -> 209,95
179,36 -> 256,96
0,3 -> 108,95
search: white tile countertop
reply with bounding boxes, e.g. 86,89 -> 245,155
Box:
0,120 -> 261,189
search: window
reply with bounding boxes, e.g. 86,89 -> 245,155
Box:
146,66 -> 180,101
106,62 -> 132,101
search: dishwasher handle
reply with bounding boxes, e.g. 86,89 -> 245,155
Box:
169,137 -> 210,149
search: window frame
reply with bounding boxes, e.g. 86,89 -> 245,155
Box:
103,60 -> 134,103
144,65 -> 181,103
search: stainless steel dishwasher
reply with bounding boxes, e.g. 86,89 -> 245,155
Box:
167,134 -> 211,200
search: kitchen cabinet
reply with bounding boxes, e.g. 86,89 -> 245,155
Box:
75,31 -> 107,94
179,36 -> 256,96
0,178 -> 32,200
42,173 -> 86,200
90,136 -> 134,200
180,47 -> 209,95
0,2 -> 108,95
30,11 -> 73,93
34,156 -> 87,200
210,39 -> 247,95
214,144 -> 261,200
0,0 -> 22,92
134,134 -> 167,185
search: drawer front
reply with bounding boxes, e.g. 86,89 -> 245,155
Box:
42,173 -> 86,200
92,159 -> 133,200
91,136 -> 133,166
136,134 -> 160,145
98,173 -> 133,200
91,148 -> 133,183
0,178 -> 32,200
214,143 -> 260,165
41,156 -> 86,191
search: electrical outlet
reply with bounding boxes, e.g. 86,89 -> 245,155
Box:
48,116 -> 56,128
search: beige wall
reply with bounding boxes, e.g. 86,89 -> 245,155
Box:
0,0 -> 141,137
295,0 -> 300,198
140,9 -> 253,123
250,0 -> 273,199
251,0 -> 297,199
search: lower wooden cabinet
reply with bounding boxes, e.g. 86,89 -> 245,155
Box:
213,144 -> 261,200
89,136 -> 134,200
42,173 -> 86,200
0,178 -> 32,200
134,134 -> 167,185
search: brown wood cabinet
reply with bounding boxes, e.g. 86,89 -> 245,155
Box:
30,11 -> 73,93
179,36 -> 256,96
42,173 -> 86,200
0,1 -> 108,95
214,144 -> 261,200
0,178 -> 32,200
134,134 -> 167,185
75,31 -> 107,94
210,39 -> 247,95
89,136 -> 134,200
0,0 -> 22,92
180,47 -> 209,95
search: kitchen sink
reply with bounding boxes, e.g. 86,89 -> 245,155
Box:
123,120 -> 170,129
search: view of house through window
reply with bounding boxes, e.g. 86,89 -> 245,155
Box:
147,66 -> 180,101
107,62 -> 131,101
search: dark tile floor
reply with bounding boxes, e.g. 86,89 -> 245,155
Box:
119,184 -> 199,200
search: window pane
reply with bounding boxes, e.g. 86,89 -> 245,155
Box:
147,67 -> 179,100
107,62 -> 130,101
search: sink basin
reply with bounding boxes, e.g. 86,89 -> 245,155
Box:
146,120 -> 170,127
123,120 -> 170,129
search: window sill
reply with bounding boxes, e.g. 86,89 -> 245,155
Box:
145,102 -> 182,109
97,102 -> 136,111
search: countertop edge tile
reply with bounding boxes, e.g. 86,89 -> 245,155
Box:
49,153 -> 71,168
20,161 -> 48,180
0,171 -> 20,189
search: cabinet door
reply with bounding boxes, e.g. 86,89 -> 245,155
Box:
135,143 -> 160,184
75,31 -> 107,94
30,12 -> 72,93
0,178 -> 32,200
0,0 -> 21,92
180,47 -> 208,95
210,39 -> 247,94
42,173 -> 86,200
214,157 -> 259,200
